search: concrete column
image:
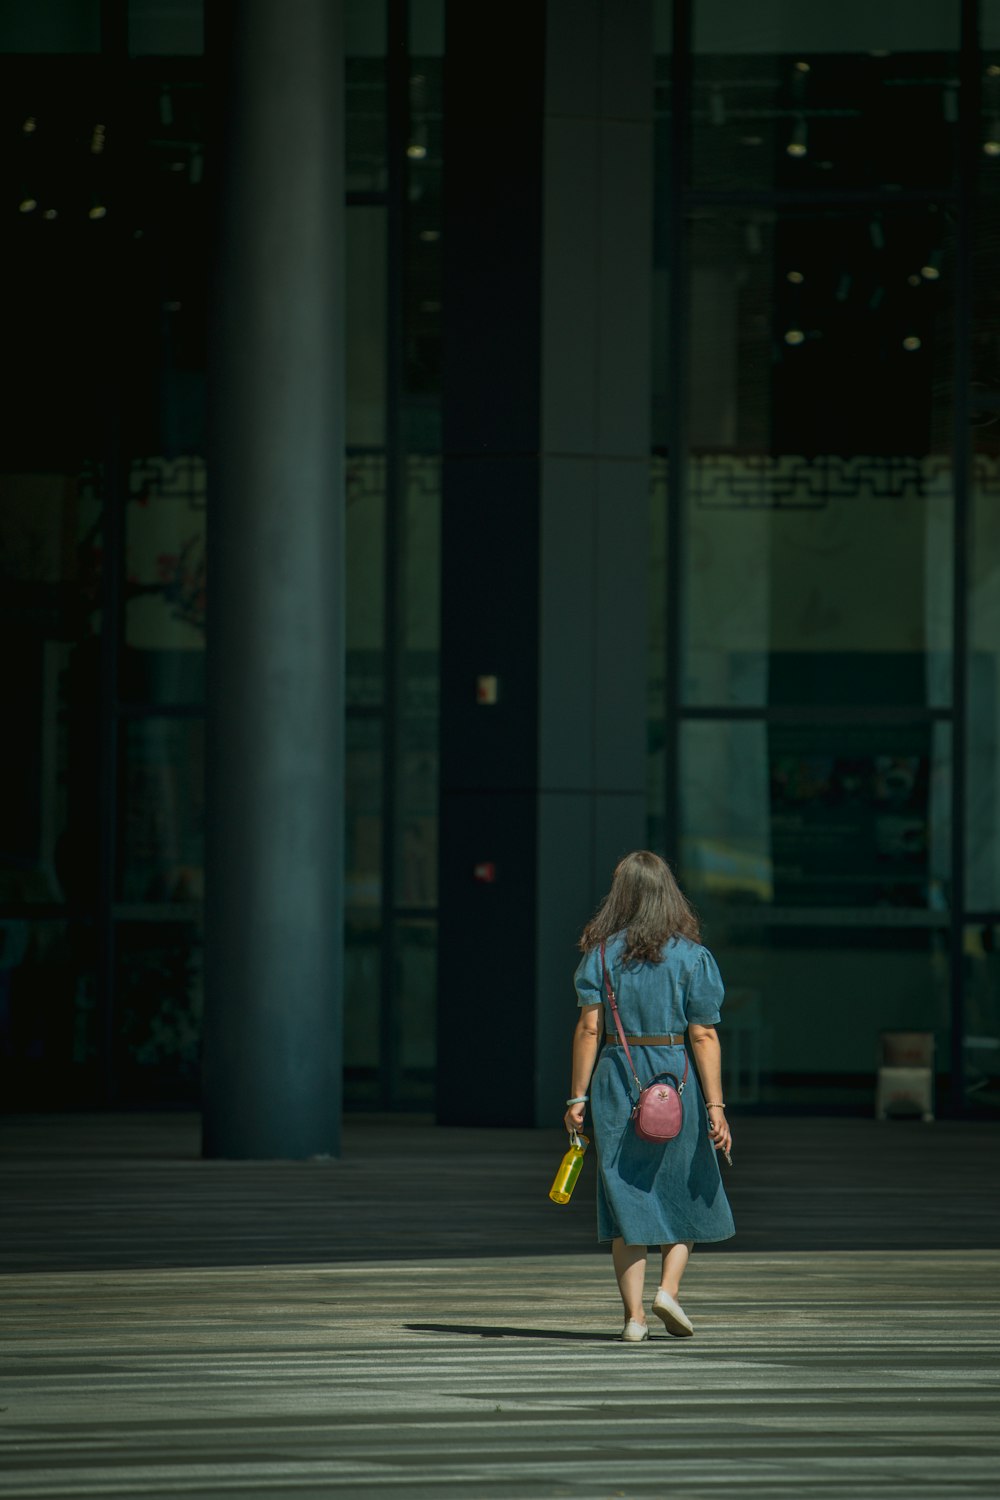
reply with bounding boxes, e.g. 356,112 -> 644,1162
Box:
438,0 -> 652,1126
202,0 -> 345,1158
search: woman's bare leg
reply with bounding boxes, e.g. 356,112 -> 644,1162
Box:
658,1241 -> 693,1297
612,1238 -> 648,1323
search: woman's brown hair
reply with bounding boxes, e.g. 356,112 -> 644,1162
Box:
579,850 -> 700,963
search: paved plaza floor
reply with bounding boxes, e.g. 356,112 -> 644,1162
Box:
0,1114 -> 998,1498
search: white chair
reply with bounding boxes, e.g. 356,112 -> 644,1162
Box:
876,1031 -> 934,1122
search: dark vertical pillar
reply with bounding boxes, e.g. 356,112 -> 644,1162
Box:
438,0 -> 652,1126
203,0 -> 345,1158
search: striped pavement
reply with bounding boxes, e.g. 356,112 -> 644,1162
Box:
0,1116 -> 998,1498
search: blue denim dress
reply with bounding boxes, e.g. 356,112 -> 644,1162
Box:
574,933 -> 736,1246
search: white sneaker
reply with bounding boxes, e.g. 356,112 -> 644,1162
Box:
620,1318 -> 649,1342
651,1290 -> 694,1337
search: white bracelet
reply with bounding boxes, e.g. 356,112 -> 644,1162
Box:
565,1095 -> 588,1106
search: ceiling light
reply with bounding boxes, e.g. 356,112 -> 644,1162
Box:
794,61 -> 811,73
984,137 -> 1000,157
22,116 -> 37,134
42,208 -> 57,220
902,336 -> 922,351
907,274 -> 922,286
406,143 -> 427,160
88,204 -> 107,220
786,119 -> 808,158
19,197 -> 37,213
920,263 -> 940,281
784,328 -> 805,346
786,270 -> 804,284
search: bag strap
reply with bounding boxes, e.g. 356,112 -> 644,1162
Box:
599,940 -> 690,1095
600,941 -> 643,1095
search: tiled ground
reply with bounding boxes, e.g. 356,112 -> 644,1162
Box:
0,1114 -> 997,1498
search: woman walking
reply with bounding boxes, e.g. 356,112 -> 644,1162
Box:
564,850 -> 735,1342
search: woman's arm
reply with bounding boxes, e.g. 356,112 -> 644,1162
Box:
563,1004 -> 602,1133
688,1022 -> 733,1157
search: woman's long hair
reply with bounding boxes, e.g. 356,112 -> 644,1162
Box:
579,850 -> 700,963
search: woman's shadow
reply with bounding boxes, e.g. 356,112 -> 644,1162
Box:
405,1323 -> 618,1342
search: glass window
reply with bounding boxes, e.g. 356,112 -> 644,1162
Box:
346,717 -> 382,911
683,207 -> 954,709
0,2 -> 101,53
969,142 -> 1000,913
648,458 -> 669,850
710,918 -> 951,1112
0,468 -> 103,908
680,718 -> 951,915
396,456 -> 440,908
964,923 -> 1000,1115
122,457 -> 206,704
0,920 -> 98,1107
397,918 -> 435,1105
128,1 -> 204,57
344,921 -> 380,1105
346,455 -> 386,710
690,0 -> 960,193
402,57 -> 443,437
346,208 -> 387,447
119,718 -> 204,906
114,918 -> 202,1103
344,0 -> 387,193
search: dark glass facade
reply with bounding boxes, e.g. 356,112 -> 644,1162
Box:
1,0 -> 998,1118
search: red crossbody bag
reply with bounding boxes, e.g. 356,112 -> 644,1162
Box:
600,941 -> 688,1143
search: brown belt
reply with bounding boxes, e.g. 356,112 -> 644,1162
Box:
604,1032 -> 685,1047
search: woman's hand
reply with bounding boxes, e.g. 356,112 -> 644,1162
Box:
707,1104 -> 732,1158
563,1102 -> 586,1134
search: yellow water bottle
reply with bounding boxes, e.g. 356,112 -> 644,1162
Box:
549,1131 -> 589,1204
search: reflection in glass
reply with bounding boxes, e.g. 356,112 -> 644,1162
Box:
347,208 -> 387,446
709,919 -> 950,1112
346,455 -> 386,709
0,920 -> 98,1105
397,457 -> 440,909
346,717 -> 382,909
964,924 -> 1000,1113
344,922 -> 380,1104
0,469 -> 102,905
683,208 -> 953,708
345,19 -> 388,194
648,459 -> 669,849
123,455 -> 206,705
681,719 -> 951,914
689,2 -> 959,193
397,918 -> 436,1104
120,719 -> 205,904
115,919 -> 202,1102
969,191 -> 1000,911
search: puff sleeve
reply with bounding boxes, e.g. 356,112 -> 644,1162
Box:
683,947 -> 725,1026
574,945 -> 604,1008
